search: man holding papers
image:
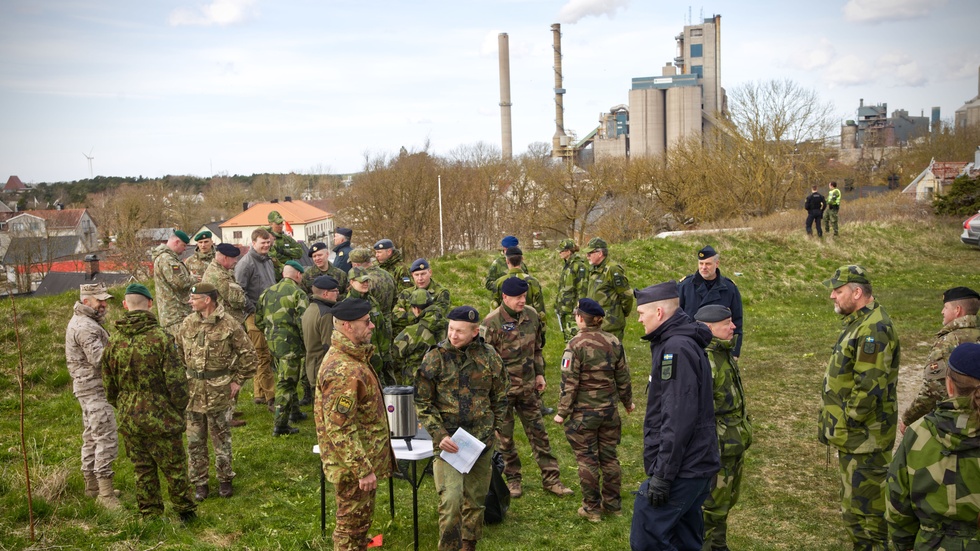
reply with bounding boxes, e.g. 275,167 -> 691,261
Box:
415,306 -> 508,551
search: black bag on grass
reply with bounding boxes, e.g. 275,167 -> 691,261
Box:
483,451 -> 509,524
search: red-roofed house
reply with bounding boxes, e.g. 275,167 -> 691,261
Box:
220,199 -> 333,246
3,176 -> 27,193
902,160 -> 971,201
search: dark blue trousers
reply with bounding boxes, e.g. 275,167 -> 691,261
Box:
630,477 -> 711,551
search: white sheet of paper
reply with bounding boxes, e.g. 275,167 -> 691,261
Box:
441,427 -> 486,474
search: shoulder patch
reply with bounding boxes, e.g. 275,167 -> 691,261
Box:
862,336 -> 876,355
335,396 -> 353,414
661,353 -> 674,380
560,350 -> 573,372
172,264 -> 182,272
338,251 -> 345,257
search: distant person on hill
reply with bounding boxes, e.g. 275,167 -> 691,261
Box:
804,185 -> 826,237
677,245 -> 744,357
825,181 -> 842,236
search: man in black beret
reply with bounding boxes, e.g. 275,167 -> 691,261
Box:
302,276 -> 340,400
301,241 -> 349,300
374,238 -> 412,290
630,282 -> 719,551
332,227 -> 354,274
677,245 -> 744,358
900,286 -> 980,432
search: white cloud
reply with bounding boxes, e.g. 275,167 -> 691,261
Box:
792,38 -> 837,71
168,0 -> 257,27
557,0 -> 629,24
879,53 -> 926,87
842,0 -> 947,24
823,55 -> 875,88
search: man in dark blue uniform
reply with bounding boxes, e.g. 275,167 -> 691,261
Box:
677,246 -> 744,357
331,227 -> 354,274
630,281 -> 720,551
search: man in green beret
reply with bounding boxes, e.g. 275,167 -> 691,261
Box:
584,237 -> 632,341
265,210 -> 302,281
185,231 -> 215,281
151,230 -> 196,335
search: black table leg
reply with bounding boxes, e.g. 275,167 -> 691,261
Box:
411,459 -> 419,551
389,476 -> 395,517
320,468 -> 326,535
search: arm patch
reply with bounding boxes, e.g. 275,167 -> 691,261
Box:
661,353 -> 674,380
335,396 -> 353,414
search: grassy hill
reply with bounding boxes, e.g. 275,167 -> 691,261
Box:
2,198 -> 975,550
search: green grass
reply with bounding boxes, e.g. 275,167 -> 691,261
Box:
1,211 -> 976,550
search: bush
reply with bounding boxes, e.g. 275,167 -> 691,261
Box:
933,174 -> 980,216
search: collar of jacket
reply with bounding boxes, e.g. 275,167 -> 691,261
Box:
331,330 -> 375,362
840,300 -> 878,325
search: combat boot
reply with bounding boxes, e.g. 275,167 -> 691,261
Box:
544,481 -> 574,497
96,477 -> 122,510
273,425 -> 299,436
83,472 -> 99,498
195,484 -> 209,501
219,480 -> 233,498
462,540 -> 477,551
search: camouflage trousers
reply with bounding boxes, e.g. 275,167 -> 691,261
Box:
245,314 -> 276,403
120,430 -> 196,517
77,391 -> 118,478
498,391 -> 561,486
702,453 -> 745,550
433,450 -> 493,550
333,474 -> 377,551
838,450 -> 890,551
558,313 -> 578,342
825,208 -> 839,236
563,410 -> 622,514
273,355 -> 303,429
186,410 -> 234,485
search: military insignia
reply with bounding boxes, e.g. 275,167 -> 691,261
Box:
336,396 -> 353,414
172,265 -> 182,272
402,277 -> 411,284
560,351 -> 573,372
502,322 -> 516,331
338,251 -> 345,256
862,337 -> 876,355
661,353 -> 674,380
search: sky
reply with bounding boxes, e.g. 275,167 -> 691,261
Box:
1,0 -> 978,183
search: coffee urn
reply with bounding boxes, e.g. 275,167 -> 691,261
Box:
383,386 -> 417,450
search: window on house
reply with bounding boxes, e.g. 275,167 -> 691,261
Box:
233,231 -> 242,239
690,44 -> 702,57
691,29 -> 702,37
691,65 -> 703,78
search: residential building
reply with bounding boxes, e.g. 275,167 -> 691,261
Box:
219,198 -> 333,246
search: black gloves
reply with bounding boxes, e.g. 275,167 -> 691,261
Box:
647,475 -> 671,507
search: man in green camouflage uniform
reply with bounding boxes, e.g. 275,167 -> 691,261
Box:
393,258 -> 451,335
257,260 -> 309,436
900,286 -> 980,433
492,247 -> 546,321
348,267 -> 395,386
554,298 -> 634,522
374,238 -> 412,290
350,247 -> 397,316
265,210 -> 302,280
415,305 -> 508,551
184,231 -> 215,281
301,241 -> 349,298
302,275 -> 339,390
101,283 -> 197,521
825,181 -> 841,237
484,236 -> 527,293
482,277 -> 573,498
315,298 -> 394,551
393,289 -> 448,382
887,343 -> 980,551
818,265 -> 900,551
175,283 -> 257,500
151,230 -> 196,335
584,237 -> 633,341
555,239 -> 589,341
695,304 -> 753,551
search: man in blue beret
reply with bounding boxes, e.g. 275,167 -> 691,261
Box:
332,227 -> 354,274
677,245 -> 744,358
484,235 -> 528,294
374,238 -> 412,290
392,258 -> 451,336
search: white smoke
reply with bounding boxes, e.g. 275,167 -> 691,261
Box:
557,0 -> 630,24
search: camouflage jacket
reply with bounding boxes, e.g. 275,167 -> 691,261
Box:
492,268 -> 547,329
65,301 -> 110,397
315,331 -> 394,484
267,228 -> 302,278
902,315 -> 980,426
151,244 -> 195,331
347,288 -> 392,366
555,253 -> 589,316
484,254 -> 527,292
392,303 -> 447,378
300,262 -> 349,299
302,296 -> 335,376
102,309 -> 188,437
415,336 -> 508,452
175,305 -> 258,414
392,279 -> 451,335
481,304 -> 544,398
819,300 -> 901,454
706,337 -> 753,457
887,396 -> 980,551
201,259 -> 249,323
586,256 -> 633,337
557,326 -> 632,419
380,249 -> 412,290
184,248 -> 214,281
365,265 -> 397,318
256,277 -> 309,359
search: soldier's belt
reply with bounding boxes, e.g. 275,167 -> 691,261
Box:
920,520 -> 979,537
186,369 -> 231,380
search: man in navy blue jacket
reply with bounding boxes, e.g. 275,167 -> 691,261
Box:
677,246 -> 744,357
630,281 -> 720,551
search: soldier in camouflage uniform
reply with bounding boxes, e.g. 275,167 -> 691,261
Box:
265,210 -> 302,280
302,275 -> 339,390
301,241 -> 349,298
175,283 -> 257,501
415,305 -> 508,551
315,298 -> 394,551
184,230 -> 215,281
348,267 -> 396,386
555,239 -> 589,341
374,238 -> 412,290
393,258 -> 451,335
202,243 -> 248,323
393,289 -> 448,382
350,247 -> 397,316
887,343 -> 980,551
819,265 -> 900,551
256,260 -> 310,436
482,277 -> 573,498
101,283 -> 197,521
584,237 -> 633,341
900,286 -> 980,432
484,236 -> 527,293
554,298 -> 634,522
695,304 -> 753,551
492,247 -> 546,323
66,282 -> 122,508
151,230 -> 196,335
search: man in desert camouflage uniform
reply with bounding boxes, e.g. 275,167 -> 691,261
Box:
301,241 -> 349,298
415,305 -> 508,551
484,235 -> 527,293
374,238 -> 412,290
348,267 -> 395,385
302,275 -> 339,390
695,304 -> 753,551
175,283 -> 257,501
900,286 -> 980,433
393,289 -> 448,382
257,260 -> 309,436
66,282 -> 122,508
555,238 -> 588,341
151,229 -> 195,335
584,237 -> 633,341
265,210 -> 302,280
482,277 -> 573,498
315,298 -> 394,551
819,265 -> 900,551
554,298 -> 634,522
101,283 -> 196,521
202,243 -> 248,323
184,230 -> 215,281
393,258 -> 451,335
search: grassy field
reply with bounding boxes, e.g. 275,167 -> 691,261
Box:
2,197 -> 976,550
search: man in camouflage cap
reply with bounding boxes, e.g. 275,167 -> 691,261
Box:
301,241 -> 349,299
678,245 -> 744,357
374,238 -> 412,290
151,229 -> 196,335
265,210 -> 302,280
101,283 -> 197,521
185,230 -> 215,281
819,265 -> 900,551
584,237 -> 633,341
393,288 -> 448,382
392,258 -> 451,336
555,238 -> 589,341
66,282 -> 122,508
415,305 -> 508,551
348,267 -> 395,386
302,275 -> 340,392
484,235 -> 527,293
900,286 -> 980,433
695,304 -> 753,550
174,283 -> 257,500
350,247 -> 397,317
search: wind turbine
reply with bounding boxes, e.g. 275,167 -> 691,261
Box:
83,147 -> 94,178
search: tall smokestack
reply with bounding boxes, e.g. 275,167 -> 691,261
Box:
552,23 -> 566,159
498,33 -> 513,161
